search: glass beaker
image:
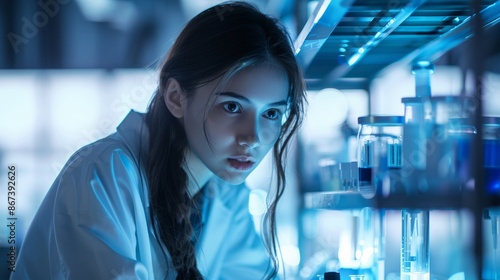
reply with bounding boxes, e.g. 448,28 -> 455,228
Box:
483,116 -> 500,194
357,116 -> 404,198
401,210 -> 430,280
401,96 -> 475,194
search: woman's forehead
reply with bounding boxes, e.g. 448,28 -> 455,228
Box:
190,64 -> 289,108
224,67 -> 288,97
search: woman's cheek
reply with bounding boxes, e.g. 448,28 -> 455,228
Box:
260,122 -> 282,146
206,114 -> 235,140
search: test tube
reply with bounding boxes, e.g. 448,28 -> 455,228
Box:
401,210 -> 430,280
340,162 -> 352,191
376,210 -> 386,280
494,215 -> 498,280
490,207 -> 500,279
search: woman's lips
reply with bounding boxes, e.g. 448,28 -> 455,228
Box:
227,158 -> 255,171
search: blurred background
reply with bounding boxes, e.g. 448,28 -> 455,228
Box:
1,0 -> 500,279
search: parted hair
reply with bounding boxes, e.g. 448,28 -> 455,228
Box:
144,1 -> 306,279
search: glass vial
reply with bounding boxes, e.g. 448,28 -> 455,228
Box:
401,210 -> 430,280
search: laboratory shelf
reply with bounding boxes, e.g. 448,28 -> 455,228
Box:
303,191 -> 375,210
303,191 -> 492,210
374,193 -> 476,209
294,0 -> 500,90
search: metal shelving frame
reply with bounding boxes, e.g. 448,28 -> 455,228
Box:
296,0 -> 500,278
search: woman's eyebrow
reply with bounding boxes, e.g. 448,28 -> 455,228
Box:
268,100 -> 287,107
218,91 -> 250,102
218,91 -> 287,107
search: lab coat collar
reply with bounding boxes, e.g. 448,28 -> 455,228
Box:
116,110 -> 149,164
115,110 -> 151,210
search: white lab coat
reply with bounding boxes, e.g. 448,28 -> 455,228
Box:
12,110 -> 273,280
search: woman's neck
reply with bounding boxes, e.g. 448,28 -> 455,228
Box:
183,149 -> 213,196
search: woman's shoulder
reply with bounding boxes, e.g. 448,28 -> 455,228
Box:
59,133 -> 141,181
50,133 -> 147,213
69,135 -> 130,162
62,110 -> 147,176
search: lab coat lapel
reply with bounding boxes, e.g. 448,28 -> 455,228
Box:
116,110 -> 149,162
197,194 -> 234,278
114,110 -> 150,207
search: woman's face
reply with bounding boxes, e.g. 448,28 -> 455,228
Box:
181,65 -> 288,185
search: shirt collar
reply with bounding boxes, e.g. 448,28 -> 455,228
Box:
116,110 -> 149,163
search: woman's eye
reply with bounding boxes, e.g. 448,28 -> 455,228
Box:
264,109 -> 281,120
223,102 -> 241,113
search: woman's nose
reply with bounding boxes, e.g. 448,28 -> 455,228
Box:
237,117 -> 261,149
237,128 -> 261,149
238,135 -> 260,149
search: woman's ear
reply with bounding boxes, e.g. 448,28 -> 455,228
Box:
163,78 -> 185,119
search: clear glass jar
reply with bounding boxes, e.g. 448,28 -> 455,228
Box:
400,96 -> 476,194
357,116 -> 404,198
483,116 -> 500,194
446,116 -> 500,194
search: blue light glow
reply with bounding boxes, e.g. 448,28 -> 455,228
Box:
348,52 -> 362,66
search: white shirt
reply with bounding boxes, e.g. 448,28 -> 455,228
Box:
12,110 -> 272,280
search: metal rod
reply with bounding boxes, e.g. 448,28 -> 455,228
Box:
471,0 -> 485,278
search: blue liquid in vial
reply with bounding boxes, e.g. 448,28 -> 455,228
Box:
485,167 -> 500,194
358,167 -> 402,195
358,167 -> 372,185
484,140 -> 500,194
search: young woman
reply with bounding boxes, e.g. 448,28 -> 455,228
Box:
12,1 -> 306,279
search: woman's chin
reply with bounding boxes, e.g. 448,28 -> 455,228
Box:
213,170 -> 249,185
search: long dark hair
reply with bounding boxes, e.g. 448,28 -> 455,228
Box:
144,1 -> 306,279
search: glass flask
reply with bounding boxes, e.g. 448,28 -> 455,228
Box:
357,116 -> 404,198
401,96 -> 475,194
